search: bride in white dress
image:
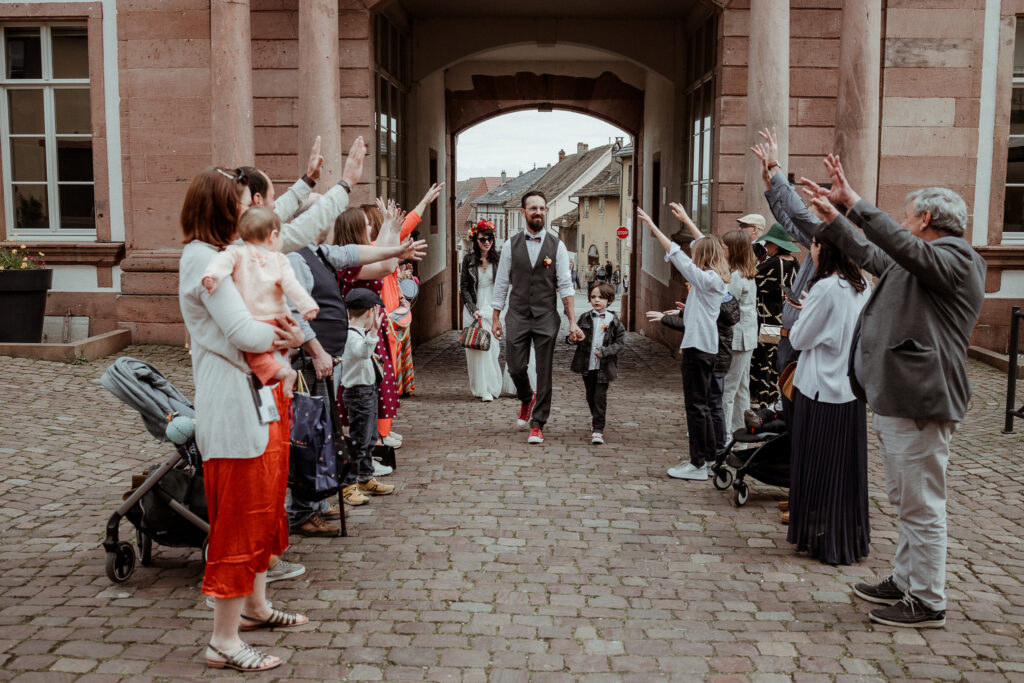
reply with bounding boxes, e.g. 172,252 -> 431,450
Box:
460,223 -> 503,401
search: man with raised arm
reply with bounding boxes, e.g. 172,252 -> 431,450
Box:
802,155 -> 986,629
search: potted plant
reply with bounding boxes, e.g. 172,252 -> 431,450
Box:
0,237 -> 52,343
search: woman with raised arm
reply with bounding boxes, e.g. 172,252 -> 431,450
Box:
784,235 -> 871,565
639,203 -> 729,481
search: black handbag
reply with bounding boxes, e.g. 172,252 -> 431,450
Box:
288,372 -> 341,501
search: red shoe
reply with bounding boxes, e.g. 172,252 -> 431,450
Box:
517,393 -> 536,428
528,427 -> 544,444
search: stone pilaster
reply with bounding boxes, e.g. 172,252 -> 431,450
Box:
299,0 -> 343,183
743,0 -> 789,217
210,0 -> 254,167
835,0 -> 881,203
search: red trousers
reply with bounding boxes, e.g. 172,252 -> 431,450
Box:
201,384 -> 290,598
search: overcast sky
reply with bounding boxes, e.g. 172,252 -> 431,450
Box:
455,110 -> 630,181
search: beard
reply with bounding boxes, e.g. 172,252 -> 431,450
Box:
527,215 -> 545,232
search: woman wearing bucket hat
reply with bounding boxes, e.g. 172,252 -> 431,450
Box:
749,222 -> 799,409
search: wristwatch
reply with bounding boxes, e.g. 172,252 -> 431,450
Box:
338,180 -> 352,194
301,174 -> 316,188
767,161 -> 781,171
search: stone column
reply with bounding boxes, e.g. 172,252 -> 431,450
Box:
299,0 -> 343,183
743,0 -> 789,217
834,0 -> 882,203
210,0 -> 254,167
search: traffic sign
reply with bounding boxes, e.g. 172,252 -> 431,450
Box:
616,226 -> 628,239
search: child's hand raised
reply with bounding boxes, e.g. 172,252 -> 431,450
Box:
368,306 -> 384,336
201,276 -> 217,294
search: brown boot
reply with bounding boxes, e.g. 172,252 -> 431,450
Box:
781,512 -> 790,525
778,500 -> 789,512
291,513 -> 339,537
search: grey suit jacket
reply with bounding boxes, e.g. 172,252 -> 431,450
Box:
817,199 -> 986,421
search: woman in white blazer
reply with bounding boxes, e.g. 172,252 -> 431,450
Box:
721,230 -> 759,434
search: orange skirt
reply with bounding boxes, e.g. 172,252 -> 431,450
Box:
201,383 -> 291,598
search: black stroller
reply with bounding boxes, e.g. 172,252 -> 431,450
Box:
709,413 -> 790,507
100,357 -> 209,584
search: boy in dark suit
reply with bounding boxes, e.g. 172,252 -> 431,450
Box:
570,282 -> 625,445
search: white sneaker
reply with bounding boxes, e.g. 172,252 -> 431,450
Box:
381,433 -> 402,448
667,462 -> 708,480
482,394 -> 494,402
591,432 -> 604,445
266,559 -> 305,583
372,457 -> 394,477
389,431 -> 403,442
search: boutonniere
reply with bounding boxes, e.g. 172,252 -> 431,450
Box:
601,324 -> 607,331
544,256 -> 552,268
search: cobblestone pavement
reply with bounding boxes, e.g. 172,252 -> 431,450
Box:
2,318 -> 1024,682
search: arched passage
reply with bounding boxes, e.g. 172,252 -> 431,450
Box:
445,73 -> 643,329
376,1 -> 721,348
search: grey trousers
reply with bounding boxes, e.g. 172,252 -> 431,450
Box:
505,310 -> 560,428
874,413 -> 958,611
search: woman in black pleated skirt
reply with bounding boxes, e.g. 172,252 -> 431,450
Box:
786,238 -> 871,565
788,389 -> 870,564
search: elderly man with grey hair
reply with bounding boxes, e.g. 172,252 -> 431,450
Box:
801,154 -> 985,629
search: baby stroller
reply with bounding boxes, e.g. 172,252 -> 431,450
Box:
709,409 -> 790,507
100,357 -> 209,584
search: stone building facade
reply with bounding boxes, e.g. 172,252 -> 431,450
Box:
0,0 -> 1020,352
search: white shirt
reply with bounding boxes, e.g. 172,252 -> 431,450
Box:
789,274 -> 871,404
589,311 -> 609,370
491,229 -> 575,312
665,240 -> 727,355
341,326 -> 379,388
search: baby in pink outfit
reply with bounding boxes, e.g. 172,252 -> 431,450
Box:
201,206 -> 318,396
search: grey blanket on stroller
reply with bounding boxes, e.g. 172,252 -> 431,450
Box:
101,357 -> 194,440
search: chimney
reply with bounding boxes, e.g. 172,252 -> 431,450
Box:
558,149 -> 566,162
577,142 -> 588,155
500,170 -> 507,184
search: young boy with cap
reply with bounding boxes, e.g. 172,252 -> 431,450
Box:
340,288 -> 395,505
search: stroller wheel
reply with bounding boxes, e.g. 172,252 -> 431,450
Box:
105,541 -> 137,583
733,483 -> 749,507
712,468 -> 733,491
137,529 -> 153,566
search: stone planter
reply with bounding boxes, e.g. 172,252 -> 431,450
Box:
0,268 -> 53,343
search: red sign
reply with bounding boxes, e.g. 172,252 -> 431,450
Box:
616,226 -> 629,239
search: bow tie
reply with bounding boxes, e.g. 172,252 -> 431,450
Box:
591,312 -> 605,318
525,235 -> 541,242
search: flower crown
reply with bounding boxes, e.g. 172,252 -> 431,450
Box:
469,219 -> 495,237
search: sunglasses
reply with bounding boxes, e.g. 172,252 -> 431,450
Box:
477,236 -> 493,242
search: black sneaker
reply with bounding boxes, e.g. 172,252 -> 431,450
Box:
852,575 -> 903,605
869,593 -> 946,628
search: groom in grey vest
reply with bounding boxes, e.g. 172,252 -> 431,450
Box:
492,191 -> 583,444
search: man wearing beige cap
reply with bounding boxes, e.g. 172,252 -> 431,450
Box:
737,213 -> 767,260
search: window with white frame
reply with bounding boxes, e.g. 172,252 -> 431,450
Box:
1005,20 -> 1024,236
583,197 -> 590,218
1,25 -> 94,237
598,197 -> 605,216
